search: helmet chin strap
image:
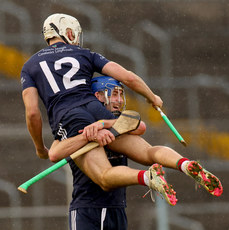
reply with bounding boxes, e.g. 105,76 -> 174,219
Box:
49,23 -> 69,44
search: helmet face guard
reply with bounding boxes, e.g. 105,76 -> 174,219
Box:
43,13 -> 82,46
91,76 -> 126,112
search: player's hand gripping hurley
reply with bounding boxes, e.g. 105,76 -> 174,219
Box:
155,106 -> 186,146
18,110 -> 141,194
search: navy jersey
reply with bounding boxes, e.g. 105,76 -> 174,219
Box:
21,42 -> 109,132
69,147 -> 127,210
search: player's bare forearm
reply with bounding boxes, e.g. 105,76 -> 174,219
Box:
23,87 -> 48,159
26,112 -> 48,159
102,62 -> 163,108
49,134 -> 89,162
49,120 -> 117,162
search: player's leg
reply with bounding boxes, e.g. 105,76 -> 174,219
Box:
108,134 -> 223,196
74,146 -> 177,205
73,146 -> 140,191
107,134 -> 182,168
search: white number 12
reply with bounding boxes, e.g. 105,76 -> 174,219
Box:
40,57 -> 86,93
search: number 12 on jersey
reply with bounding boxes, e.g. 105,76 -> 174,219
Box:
40,57 -> 86,93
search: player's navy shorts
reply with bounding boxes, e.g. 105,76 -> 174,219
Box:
69,207 -> 127,230
54,100 -> 115,140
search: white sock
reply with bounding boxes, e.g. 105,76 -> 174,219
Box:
144,172 -> 149,186
181,160 -> 190,174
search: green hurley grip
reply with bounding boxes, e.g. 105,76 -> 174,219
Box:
156,107 -> 186,146
161,114 -> 184,142
18,158 -> 68,193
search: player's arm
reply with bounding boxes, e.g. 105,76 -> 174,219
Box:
49,135 -> 88,162
49,126 -> 115,163
102,61 -> 163,108
49,118 -> 143,163
22,87 -> 48,159
81,118 -> 146,140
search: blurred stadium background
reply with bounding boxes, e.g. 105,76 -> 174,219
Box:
0,0 -> 229,229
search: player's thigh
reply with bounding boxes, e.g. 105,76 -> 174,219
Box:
74,146 -> 113,185
108,134 -> 153,165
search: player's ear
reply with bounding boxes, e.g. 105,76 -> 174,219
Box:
94,92 -> 100,99
66,29 -> 75,41
95,91 -> 105,102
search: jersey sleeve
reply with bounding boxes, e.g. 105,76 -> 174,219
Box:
91,52 -> 110,73
20,65 -> 36,91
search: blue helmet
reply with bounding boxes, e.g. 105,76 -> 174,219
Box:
91,76 -> 123,96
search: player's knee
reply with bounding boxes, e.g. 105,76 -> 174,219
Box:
129,121 -> 146,135
138,121 -> 146,134
97,171 -> 113,192
97,180 -> 112,192
100,184 -> 112,192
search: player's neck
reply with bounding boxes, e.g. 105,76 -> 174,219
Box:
49,38 -> 65,46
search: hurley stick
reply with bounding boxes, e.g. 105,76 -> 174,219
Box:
18,110 -> 140,194
155,107 -> 187,146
